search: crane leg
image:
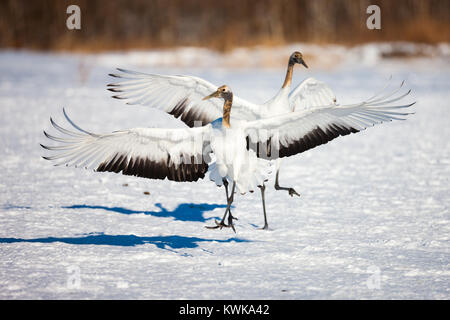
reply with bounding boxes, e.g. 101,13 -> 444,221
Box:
223,178 -> 229,199
206,181 -> 238,232
274,159 -> 300,197
258,183 -> 269,230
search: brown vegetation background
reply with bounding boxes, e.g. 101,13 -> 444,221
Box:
1,0 -> 449,52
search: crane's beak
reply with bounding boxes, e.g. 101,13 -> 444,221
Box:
300,58 -> 308,68
203,90 -> 220,100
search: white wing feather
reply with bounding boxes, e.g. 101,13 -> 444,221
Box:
246,82 -> 414,159
42,109 -> 211,182
289,77 -> 337,111
108,69 -> 261,126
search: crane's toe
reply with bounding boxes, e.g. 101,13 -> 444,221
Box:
205,220 -> 227,230
259,223 -> 270,230
205,217 -> 237,232
288,188 -> 300,197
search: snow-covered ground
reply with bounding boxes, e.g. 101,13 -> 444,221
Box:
0,44 -> 449,299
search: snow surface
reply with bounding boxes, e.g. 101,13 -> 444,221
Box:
0,44 -> 449,299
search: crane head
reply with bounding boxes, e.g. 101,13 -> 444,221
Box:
290,51 -> 308,68
203,85 -> 233,101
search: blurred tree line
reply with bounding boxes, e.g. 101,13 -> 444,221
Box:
1,0 -> 449,51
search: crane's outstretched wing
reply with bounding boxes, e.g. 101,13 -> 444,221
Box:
41,109 -> 211,182
108,69 -> 261,127
289,77 -> 337,111
245,82 -> 414,160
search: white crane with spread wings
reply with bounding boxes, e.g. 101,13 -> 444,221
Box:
108,52 -> 326,197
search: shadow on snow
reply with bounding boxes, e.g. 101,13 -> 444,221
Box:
62,202 -> 228,222
0,233 -> 250,250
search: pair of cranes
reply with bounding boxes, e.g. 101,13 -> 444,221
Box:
41,51 -> 414,232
